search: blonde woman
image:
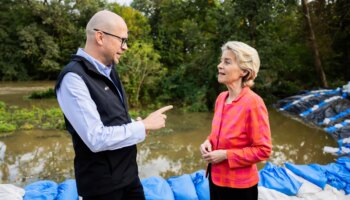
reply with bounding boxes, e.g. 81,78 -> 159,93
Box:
200,41 -> 272,200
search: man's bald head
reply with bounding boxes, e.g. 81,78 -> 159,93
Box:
86,10 -> 127,40
83,10 -> 128,65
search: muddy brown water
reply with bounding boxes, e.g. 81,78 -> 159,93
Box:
0,82 -> 337,186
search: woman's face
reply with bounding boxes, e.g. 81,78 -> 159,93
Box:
217,49 -> 245,85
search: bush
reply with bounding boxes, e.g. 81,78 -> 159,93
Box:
27,88 -> 55,99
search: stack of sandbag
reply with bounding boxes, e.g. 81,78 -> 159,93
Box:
141,169 -> 209,200
275,84 -> 350,141
16,159 -> 350,200
23,179 -> 78,200
258,161 -> 350,200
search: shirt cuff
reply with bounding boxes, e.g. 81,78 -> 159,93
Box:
129,120 -> 146,142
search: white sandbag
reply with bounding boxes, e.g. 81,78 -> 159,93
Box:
258,186 -> 301,200
286,168 -> 350,200
0,184 -> 25,200
302,186 -> 350,200
285,168 -> 322,196
259,185 -> 350,200
323,146 -> 350,156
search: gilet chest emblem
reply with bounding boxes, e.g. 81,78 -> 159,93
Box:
104,86 -> 109,91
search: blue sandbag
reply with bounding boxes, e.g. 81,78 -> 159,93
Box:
325,172 -> 346,190
324,163 -> 350,184
336,156 -> 350,171
24,180 -> 58,200
56,179 -> 79,200
344,184 -> 350,195
323,162 -> 350,192
190,170 -> 209,200
258,162 -> 302,196
141,176 -> 174,200
285,162 -> 327,189
167,174 -> 198,200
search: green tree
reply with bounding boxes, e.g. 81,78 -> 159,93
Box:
0,0 -> 31,80
109,3 -> 152,42
315,0 -> 350,83
18,24 -> 61,76
109,3 -> 163,108
118,41 -> 165,108
132,0 -> 222,110
0,0 -> 106,80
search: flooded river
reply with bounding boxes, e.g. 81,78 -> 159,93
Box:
0,82 -> 337,186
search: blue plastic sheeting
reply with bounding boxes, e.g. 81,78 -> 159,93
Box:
167,174 -> 198,200
258,162 -> 302,196
190,170 -> 209,200
285,162 -> 328,189
24,180 -> 58,200
325,119 -> 350,133
141,176 -> 175,200
319,108 -> 350,125
338,139 -> 350,152
56,179 -> 78,200
300,96 -> 343,117
275,83 -> 350,141
279,89 -> 341,111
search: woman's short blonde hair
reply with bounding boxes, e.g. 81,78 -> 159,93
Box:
221,41 -> 260,87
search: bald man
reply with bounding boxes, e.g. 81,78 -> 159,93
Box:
55,10 -> 172,200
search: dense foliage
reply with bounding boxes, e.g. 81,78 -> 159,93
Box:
1,0 -> 349,110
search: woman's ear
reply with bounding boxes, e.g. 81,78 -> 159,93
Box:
241,70 -> 248,77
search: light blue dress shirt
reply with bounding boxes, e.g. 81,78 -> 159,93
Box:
56,48 -> 145,152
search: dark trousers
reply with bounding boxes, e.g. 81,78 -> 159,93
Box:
209,174 -> 258,200
83,178 -> 145,200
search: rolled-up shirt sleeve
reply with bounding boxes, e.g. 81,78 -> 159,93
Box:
57,72 -> 146,152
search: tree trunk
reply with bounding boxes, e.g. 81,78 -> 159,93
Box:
301,0 -> 328,87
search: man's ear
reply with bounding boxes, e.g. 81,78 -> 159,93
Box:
95,32 -> 104,45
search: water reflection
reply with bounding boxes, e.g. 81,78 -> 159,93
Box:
268,109 -> 336,166
138,111 -> 210,179
0,130 -> 74,186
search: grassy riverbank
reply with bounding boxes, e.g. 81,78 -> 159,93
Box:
0,101 -> 64,136
0,100 -> 150,136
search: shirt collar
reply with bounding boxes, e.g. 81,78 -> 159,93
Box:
225,86 -> 250,104
76,48 -> 112,77
232,86 -> 250,102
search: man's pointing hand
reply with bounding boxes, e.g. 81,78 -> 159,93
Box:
142,105 -> 173,130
